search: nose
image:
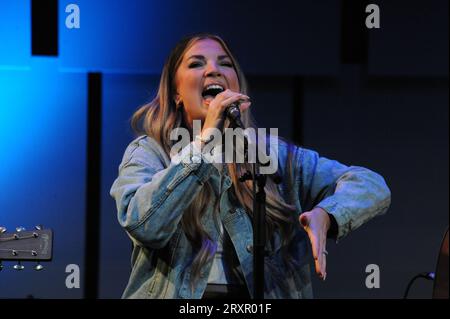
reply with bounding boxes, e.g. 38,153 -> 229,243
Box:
204,61 -> 222,78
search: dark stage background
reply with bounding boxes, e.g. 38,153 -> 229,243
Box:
0,0 -> 448,299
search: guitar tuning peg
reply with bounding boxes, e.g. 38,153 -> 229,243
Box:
0,226 -> 6,233
13,261 -> 25,271
16,226 -> 26,232
35,225 -> 43,230
34,263 -> 44,271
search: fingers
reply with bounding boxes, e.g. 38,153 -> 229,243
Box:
318,232 -> 327,280
312,232 -> 327,280
212,89 -> 247,106
312,232 -> 321,264
219,93 -> 250,110
322,247 -> 327,281
239,101 -> 251,112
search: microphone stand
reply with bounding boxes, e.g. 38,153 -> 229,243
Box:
236,126 -> 266,300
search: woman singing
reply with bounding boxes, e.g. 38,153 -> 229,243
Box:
110,34 -> 391,299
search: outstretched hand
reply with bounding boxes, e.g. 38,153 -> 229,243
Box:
299,207 -> 330,280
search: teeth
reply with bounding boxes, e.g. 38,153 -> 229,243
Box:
204,84 -> 224,91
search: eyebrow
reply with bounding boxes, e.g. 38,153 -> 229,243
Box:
187,55 -> 231,61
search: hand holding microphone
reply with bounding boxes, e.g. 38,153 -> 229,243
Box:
201,89 -> 250,139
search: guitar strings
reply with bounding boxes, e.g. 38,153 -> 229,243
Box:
0,234 -> 38,242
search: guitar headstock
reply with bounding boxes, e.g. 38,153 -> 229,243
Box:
0,226 -> 53,271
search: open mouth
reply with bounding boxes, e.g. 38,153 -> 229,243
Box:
202,84 -> 225,104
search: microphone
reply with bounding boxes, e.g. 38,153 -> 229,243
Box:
225,103 -> 244,129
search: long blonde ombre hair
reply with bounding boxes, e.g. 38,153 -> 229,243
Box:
131,34 -> 298,286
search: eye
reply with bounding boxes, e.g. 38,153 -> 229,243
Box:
188,61 -> 202,68
221,62 -> 233,67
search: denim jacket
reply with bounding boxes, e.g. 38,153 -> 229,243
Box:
110,135 -> 391,299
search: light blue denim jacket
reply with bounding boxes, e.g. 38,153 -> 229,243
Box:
110,135 -> 391,299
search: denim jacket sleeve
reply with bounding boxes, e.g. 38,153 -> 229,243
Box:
110,136 -> 218,249
297,147 -> 391,240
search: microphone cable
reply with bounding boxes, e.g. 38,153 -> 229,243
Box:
403,272 -> 435,299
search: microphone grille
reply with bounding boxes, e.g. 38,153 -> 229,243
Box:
227,103 -> 240,118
